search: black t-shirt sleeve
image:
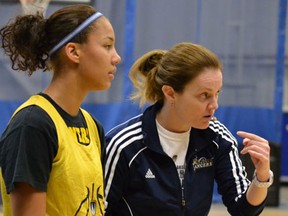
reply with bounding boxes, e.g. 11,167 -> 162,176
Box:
92,116 -> 106,166
0,105 -> 58,193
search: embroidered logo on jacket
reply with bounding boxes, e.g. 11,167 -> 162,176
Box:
145,169 -> 155,178
192,156 -> 214,171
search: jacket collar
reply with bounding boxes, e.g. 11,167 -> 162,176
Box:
141,102 -> 163,153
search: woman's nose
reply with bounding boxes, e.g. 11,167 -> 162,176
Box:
209,97 -> 219,110
113,50 -> 121,65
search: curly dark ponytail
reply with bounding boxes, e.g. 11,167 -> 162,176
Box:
0,4 -> 97,76
0,13 -> 48,75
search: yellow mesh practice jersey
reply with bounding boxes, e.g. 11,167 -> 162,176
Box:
1,95 -> 104,216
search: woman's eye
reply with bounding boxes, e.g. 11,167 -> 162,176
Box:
105,45 -> 112,49
202,93 -> 209,98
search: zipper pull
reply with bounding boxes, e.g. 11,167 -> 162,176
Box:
182,199 -> 186,207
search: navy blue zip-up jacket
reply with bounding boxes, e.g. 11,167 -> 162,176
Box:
104,103 -> 266,216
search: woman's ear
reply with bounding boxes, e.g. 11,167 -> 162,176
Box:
65,42 -> 80,63
162,85 -> 176,102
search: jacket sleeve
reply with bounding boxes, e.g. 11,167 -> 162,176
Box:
104,130 -> 130,216
214,130 -> 266,215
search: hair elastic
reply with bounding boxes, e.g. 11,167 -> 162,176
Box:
49,12 -> 103,56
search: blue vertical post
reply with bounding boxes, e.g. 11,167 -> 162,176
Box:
275,0 -> 287,178
275,0 -> 287,144
123,0 -> 136,98
120,0 -> 140,121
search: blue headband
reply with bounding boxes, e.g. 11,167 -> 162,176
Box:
49,12 -> 103,55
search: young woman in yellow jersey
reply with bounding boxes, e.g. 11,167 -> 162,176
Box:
0,4 -> 121,216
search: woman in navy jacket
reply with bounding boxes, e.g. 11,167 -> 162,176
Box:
104,42 -> 272,216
